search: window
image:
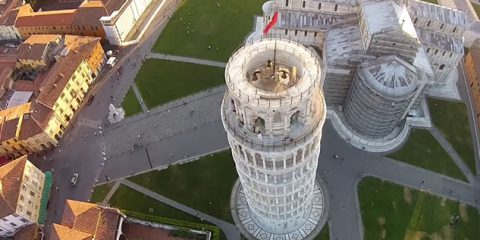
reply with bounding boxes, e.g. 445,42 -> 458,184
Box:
295,30 -> 298,36
26,211 -> 31,216
439,64 -> 445,70
30,191 -> 35,197
285,29 -> 288,35
302,1 -> 305,8
427,20 -> 431,27
414,17 -> 418,24
440,23 -> 444,29
285,0 -> 288,7
318,3 -> 321,9
304,31 -> 307,36
334,4 -> 338,11
10,223 -> 17,227
453,27 -> 457,33
20,218 -> 28,223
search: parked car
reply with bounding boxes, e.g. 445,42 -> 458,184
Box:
71,173 -> 79,186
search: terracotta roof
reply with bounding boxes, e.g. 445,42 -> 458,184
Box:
0,156 -> 27,218
13,223 -> 38,240
60,200 -> 120,240
100,0 -> 126,14
18,112 -> 43,141
12,80 -> 34,92
0,117 -> 19,141
2,8 -> 19,26
50,224 -> 93,240
17,43 -> 49,62
15,5 -> 75,27
72,4 -> 107,28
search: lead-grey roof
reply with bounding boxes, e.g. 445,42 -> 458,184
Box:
361,0 -> 418,37
416,29 -> 464,54
278,9 -> 357,31
403,0 -> 467,27
361,56 -> 418,97
325,24 -> 365,67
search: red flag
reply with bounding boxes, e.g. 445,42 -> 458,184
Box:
263,11 -> 279,34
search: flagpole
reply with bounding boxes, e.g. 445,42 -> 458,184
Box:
273,39 -> 277,76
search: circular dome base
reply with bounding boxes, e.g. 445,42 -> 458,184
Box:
230,178 -> 329,240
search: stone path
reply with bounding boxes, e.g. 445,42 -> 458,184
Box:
131,83 -> 149,113
100,179 -> 123,205
430,126 -> 478,185
147,53 -> 227,68
122,180 -> 241,240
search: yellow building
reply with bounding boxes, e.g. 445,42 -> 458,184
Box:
0,156 -> 44,238
0,34 -> 105,158
464,47 -> 480,129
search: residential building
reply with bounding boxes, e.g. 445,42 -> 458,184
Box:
0,34 -> 105,158
49,200 -> 121,240
50,199 -> 213,240
14,1 -> 109,40
464,44 -> 480,129
0,0 -> 22,42
0,156 -> 44,238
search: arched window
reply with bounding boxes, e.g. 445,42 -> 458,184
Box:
254,117 -> 265,133
290,111 -> 300,126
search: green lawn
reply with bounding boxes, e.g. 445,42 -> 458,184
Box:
421,0 -> 438,4
472,3 -> 480,19
314,226 -> 329,240
388,129 -> 467,182
428,98 -> 476,173
90,182 -> 114,203
108,184 -> 201,223
122,87 -> 143,116
135,59 -> 225,109
152,0 -> 264,61
358,177 -> 480,240
129,150 -> 238,223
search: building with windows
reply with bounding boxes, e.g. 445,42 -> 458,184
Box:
252,0 -> 467,151
0,156 -> 44,238
0,34 -> 105,158
464,42 -> 480,130
223,39 -> 328,239
13,1 -> 109,40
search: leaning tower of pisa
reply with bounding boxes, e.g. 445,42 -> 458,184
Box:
221,38 -> 328,240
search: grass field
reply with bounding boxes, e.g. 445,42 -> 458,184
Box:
421,0 -> 438,4
122,87 -> 143,116
358,177 -> 480,240
152,0 -> 264,61
472,3 -> 480,19
108,184 -> 202,223
135,59 -> 225,109
129,150 -> 238,223
90,182 -> 114,203
314,226 -> 329,240
428,98 -> 476,173
388,129 -> 467,181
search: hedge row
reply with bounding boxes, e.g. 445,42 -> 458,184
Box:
121,210 -> 222,240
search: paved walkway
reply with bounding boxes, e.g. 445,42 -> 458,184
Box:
131,83 -> 149,113
122,180 -> 241,240
147,53 -> 227,68
430,126 -> 478,185
100,180 -> 123,205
